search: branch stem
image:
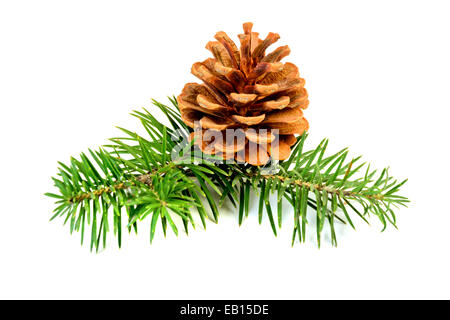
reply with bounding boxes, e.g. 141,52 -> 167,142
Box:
68,169 -> 383,206
259,174 -> 384,201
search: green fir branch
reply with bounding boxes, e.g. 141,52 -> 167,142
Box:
46,97 -> 409,250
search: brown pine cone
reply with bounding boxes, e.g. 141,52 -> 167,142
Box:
177,22 -> 309,166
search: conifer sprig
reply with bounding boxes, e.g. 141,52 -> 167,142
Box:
46,98 -> 408,251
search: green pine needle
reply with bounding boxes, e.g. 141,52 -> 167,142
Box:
46,98 -> 409,250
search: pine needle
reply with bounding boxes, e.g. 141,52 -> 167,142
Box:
46,99 -> 409,250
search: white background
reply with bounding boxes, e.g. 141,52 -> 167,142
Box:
1,0 -> 449,299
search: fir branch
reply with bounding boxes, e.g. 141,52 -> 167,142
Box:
46,98 -> 409,250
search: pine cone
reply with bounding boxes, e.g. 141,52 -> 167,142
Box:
177,22 -> 309,166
